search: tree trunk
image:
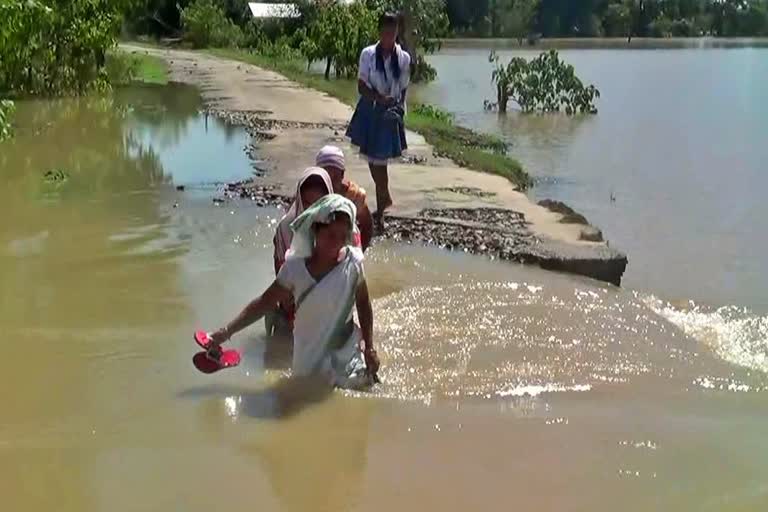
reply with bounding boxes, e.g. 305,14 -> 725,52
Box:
497,85 -> 508,113
397,11 -> 417,77
96,48 -> 105,69
324,57 -> 332,80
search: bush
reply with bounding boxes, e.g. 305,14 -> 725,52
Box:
671,18 -> 695,37
490,50 -> 600,115
379,0 -> 449,82
104,53 -> 139,85
181,0 -> 244,48
297,1 -> 378,79
0,100 -> 15,142
254,36 -> 303,62
0,0 -> 126,96
648,17 -> 673,38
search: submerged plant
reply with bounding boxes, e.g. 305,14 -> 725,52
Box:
490,50 -> 600,115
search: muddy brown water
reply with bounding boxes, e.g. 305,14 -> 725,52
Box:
2,84 -> 768,511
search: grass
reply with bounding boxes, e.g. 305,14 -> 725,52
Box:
207,48 -> 530,189
133,53 -> 169,84
108,50 -> 169,86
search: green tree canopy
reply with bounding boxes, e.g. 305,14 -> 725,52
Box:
444,0 -> 768,38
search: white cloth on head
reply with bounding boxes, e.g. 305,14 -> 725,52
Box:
358,43 -> 411,104
273,167 -> 333,271
315,145 -> 346,171
286,194 -> 358,260
276,195 -> 369,389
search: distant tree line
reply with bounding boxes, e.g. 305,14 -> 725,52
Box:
447,0 -> 768,39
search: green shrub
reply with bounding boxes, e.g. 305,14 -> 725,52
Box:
671,18 -> 695,37
0,0 -> 125,95
411,104 -> 455,124
490,50 -> 600,115
104,53 -> 139,85
181,0 -> 244,48
648,17 -> 673,38
0,100 -> 15,142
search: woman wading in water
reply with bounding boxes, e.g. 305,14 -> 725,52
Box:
347,12 -> 411,224
210,195 -> 380,389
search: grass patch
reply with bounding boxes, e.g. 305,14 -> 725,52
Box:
405,106 -> 529,187
132,53 -> 169,84
206,47 -> 530,189
107,51 -> 169,86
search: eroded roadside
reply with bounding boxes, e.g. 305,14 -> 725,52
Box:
122,44 -> 628,285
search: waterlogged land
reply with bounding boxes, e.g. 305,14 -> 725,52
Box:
417,45 -> 768,311
2,84 -> 768,511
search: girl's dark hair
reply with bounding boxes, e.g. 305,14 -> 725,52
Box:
378,12 -> 398,31
376,12 -> 401,81
300,175 -> 329,195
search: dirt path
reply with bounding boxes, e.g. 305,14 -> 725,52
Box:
123,45 -> 627,284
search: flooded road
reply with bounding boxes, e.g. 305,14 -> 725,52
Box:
2,85 -> 767,511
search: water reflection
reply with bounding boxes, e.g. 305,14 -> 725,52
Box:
0,88 -> 198,512
179,376 -> 333,421
178,379 -> 371,512
245,395 -> 372,512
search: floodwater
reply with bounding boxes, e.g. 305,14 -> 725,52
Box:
2,84 -> 768,511
416,47 -> 768,312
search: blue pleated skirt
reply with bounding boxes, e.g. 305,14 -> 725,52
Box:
346,97 -> 407,163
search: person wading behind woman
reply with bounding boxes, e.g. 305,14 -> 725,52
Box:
347,12 -> 411,225
268,168 -> 333,337
316,145 -> 374,250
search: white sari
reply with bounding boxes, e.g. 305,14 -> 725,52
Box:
276,195 -> 370,389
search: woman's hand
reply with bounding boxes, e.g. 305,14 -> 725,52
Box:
209,327 -> 230,346
382,96 -> 397,107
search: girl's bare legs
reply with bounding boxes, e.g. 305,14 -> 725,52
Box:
369,163 -> 392,219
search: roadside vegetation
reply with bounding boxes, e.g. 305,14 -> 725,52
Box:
0,0 -> 169,142
209,47 -> 530,188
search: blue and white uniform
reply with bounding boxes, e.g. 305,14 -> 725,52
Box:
347,43 -> 411,164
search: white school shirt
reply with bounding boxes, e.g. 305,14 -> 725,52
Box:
358,43 -> 411,103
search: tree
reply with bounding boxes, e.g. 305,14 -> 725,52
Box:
124,0 -> 190,36
299,4 -> 341,77
496,0 -> 540,44
444,0 -> 768,38
0,0 -> 130,96
299,2 -> 378,79
446,0 -> 491,34
374,0 -> 450,82
489,50 -> 600,114
180,0 -> 244,48
604,1 -> 632,38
